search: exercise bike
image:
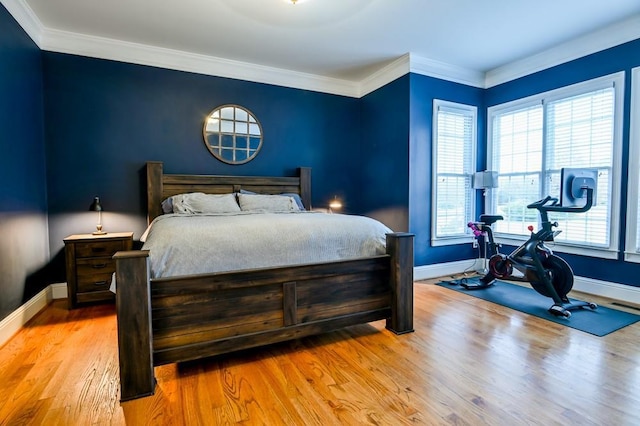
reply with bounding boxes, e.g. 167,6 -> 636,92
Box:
464,186 -> 597,318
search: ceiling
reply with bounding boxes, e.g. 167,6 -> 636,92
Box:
7,0 -> 640,95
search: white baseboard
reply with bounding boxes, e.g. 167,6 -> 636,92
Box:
414,261 -> 640,306
51,282 -> 68,300
0,286 -> 52,347
573,276 -> 640,305
0,283 -> 67,348
414,259 -> 480,281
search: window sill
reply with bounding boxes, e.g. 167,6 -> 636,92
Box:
624,251 -> 640,263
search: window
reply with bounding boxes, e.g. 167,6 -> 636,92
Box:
487,73 -> 624,258
625,67 -> 640,262
431,100 -> 477,246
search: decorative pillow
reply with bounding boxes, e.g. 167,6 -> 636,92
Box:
279,193 -> 306,211
238,193 -> 299,212
171,192 -> 241,214
239,189 -> 305,211
161,197 -> 173,214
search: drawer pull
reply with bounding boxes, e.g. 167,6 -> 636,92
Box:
91,247 -> 107,253
93,281 -> 108,287
92,263 -> 108,269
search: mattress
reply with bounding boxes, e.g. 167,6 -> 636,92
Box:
141,211 -> 392,278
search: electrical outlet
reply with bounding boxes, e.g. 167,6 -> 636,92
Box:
472,239 -> 478,249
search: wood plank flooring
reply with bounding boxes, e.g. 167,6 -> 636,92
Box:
1,279 -> 639,425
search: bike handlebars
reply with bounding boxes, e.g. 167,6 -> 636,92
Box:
527,187 -> 594,214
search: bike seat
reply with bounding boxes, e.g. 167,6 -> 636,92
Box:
479,214 -> 504,226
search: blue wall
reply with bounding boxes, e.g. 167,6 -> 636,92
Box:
0,6 -> 46,213
359,73 -> 485,266
0,4 -> 48,320
360,75 -> 411,232
485,38 -> 640,286
409,74 -> 485,266
42,53 -> 364,253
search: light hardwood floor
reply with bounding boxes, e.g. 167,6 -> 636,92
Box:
1,279 -> 639,425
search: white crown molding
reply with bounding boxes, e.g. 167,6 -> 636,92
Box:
1,0 -> 43,45
40,28 -> 361,98
358,53 -> 486,97
3,0 -> 639,96
1,0 -> 478,97
358,54 -> 411,96
486,13 -> 640,88
410,55 -> 485,89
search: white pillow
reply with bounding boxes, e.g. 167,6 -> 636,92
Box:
238,193 -> 298,212
172,193 -> 241,214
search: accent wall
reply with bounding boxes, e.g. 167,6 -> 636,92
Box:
42,53 -> 364,257
0,4 -> 48,321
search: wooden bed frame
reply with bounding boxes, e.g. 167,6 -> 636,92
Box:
113,161 -> 414,401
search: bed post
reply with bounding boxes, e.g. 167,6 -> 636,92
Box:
114,250 -> 156,401
298,167 -> 312,210
147,161 -> 163,224
385,232 -> 415,334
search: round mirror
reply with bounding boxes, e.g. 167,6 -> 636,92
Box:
203,105 -> 263,164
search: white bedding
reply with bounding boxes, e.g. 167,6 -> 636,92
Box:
141,211 -> 392,278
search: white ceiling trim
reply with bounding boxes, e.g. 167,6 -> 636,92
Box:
41,25 -> 483,98
410,56 -> 485,88
485,13 -> 640,88
358,54 -> 411,97
3,0 -> 640,97
40,27 -> 361,98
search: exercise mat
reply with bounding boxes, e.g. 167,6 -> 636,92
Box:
435,277 -> 640,336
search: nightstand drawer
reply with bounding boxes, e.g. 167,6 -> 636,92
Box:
64,232 -> 133,309
76,257 -> 115,275
77,273 -> 113,292
75,240 -> 125,258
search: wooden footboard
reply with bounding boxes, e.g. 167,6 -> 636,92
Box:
114,232 -> 414,401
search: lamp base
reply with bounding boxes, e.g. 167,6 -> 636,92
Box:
92,230 -> 107,235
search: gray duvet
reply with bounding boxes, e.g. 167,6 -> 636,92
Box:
141,211 -> 392,278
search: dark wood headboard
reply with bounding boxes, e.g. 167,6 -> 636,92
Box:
145,161 -> 312,224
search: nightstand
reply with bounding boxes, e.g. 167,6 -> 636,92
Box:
64,232 -> 134,309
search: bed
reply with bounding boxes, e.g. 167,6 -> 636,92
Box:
113,161 -> 414,401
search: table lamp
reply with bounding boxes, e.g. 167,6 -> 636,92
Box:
89,196 -> 106,235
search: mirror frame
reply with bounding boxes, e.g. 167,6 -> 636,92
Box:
203,104 -> 263,164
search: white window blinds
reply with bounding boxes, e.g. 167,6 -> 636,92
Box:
432,100 -> 476,244
491,105 -> 543,236
544,88 -> 614,247
488,73 -> 623,256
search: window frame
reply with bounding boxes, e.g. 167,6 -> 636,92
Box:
625,66 -> 640,262
486,72 -> 625,259
431,99 -> 478,246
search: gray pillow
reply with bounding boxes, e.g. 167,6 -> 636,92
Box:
239,189 -> 305,210
171,193 -> 241,214
238,193 -> 299,212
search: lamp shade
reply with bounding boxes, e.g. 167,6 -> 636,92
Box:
89,196 -> 103,212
